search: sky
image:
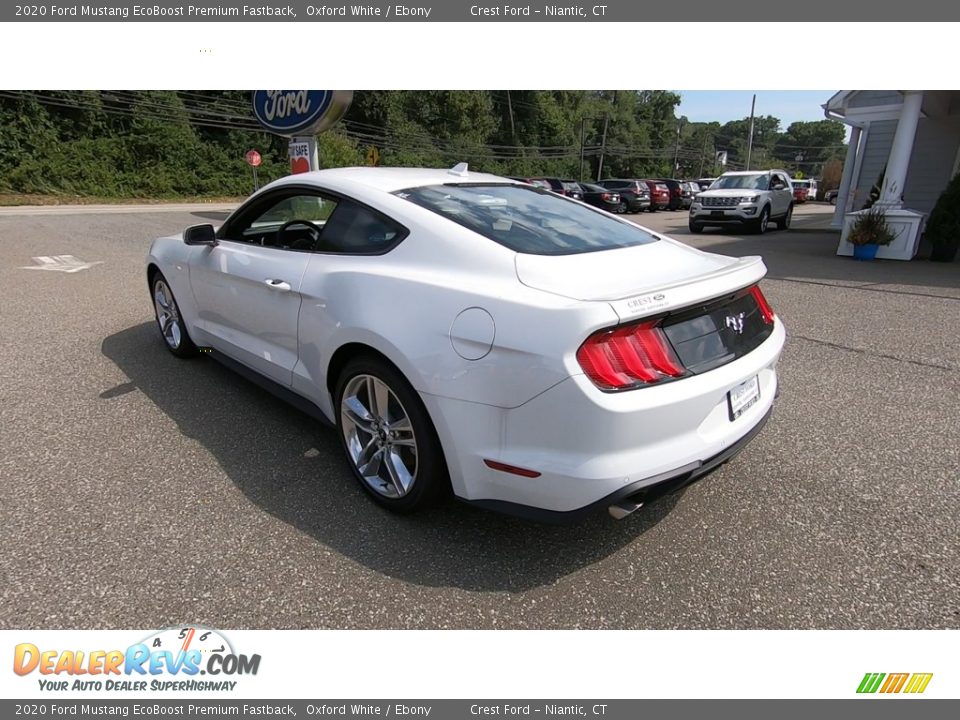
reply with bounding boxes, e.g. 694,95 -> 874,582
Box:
675,91 -> 837,127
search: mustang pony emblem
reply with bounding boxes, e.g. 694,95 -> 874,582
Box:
725,312 -> 746,334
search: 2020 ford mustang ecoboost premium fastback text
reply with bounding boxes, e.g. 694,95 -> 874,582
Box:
147,165 -> 785,521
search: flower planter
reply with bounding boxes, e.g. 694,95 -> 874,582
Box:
852,243 -> 879,261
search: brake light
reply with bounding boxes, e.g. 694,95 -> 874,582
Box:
750,285 -> 776,324
602,192 -> 612,201
577,320 -> 685,390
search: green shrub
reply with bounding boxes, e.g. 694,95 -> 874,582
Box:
925,172 -> 960,261
848,206 -> 897,246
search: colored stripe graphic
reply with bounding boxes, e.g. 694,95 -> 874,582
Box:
880,673 -> 909,693
857,673 -> 885,693
903,673 -> 933,694
857,672 -> 933,694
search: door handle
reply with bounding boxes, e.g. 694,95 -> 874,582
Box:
264,279 -> 292,292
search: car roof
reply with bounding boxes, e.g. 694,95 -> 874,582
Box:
720,169 -> 787,176
266,166 -> 515,194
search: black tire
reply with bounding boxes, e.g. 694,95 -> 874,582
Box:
334,355 -> 448,513
754,206 -> 771,234
776,203 -> 794,231
150,270 -> 197,358
647,206 -> 658,213
830,196 -> 837,206
688,221 -> 704,234
616,201 -> 628,214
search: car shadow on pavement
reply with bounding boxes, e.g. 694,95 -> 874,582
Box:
101,322 -> 681,593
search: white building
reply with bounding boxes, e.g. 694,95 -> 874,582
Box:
824,90 -> 960,260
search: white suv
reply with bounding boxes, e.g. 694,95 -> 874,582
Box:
689,170 -> 794,234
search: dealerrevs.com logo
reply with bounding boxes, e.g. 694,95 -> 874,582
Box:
13,627 -> 261,693
856,673 -> 933,695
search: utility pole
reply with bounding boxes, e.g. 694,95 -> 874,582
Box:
579,118 -> 586,183
698,132 -> 710,177
596,91 -> 616,182
745,93 -> 756,171
672,119 -> 684,177
596,114 -> 610,182
506,90 -> 516,142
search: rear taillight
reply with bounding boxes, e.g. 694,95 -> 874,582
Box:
602,192 -> 612,201
750,285 -> 776,324
577,320 -> 685,390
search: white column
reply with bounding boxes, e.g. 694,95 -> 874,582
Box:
878,91 -> 923,208
831,124 -> 862,229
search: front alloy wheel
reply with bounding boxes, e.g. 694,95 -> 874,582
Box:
335,357 -> 447,512
755,206 -> 770,234
777,204 -> 793,231
152,273 -> 196,358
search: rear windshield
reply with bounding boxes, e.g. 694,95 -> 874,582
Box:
395,183 -> 658,256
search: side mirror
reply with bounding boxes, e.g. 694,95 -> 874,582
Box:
184,224 -> 217,246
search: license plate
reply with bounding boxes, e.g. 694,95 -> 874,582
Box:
728,375 -> 760,421
711,210 -> 724,217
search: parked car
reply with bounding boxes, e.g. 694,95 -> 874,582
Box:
528,177 -> 575,196
688,169 -> 794,234
561,180 -> 584,200
791,178 -> 818,201
641,180 -> 671,211
696,177 -> 718,191
577,182 -> 622,212
824,188 -> 839,205
684,181 -> 702,202
791,179 -> 814,203
654,179 -> 689,210
595,179 -> 651,213
147,164 -> 784,521
508,177 -> 552,191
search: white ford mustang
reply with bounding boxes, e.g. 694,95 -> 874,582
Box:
146,164 -> 785,522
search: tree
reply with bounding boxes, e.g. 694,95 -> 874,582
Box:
772,119 -> 846,173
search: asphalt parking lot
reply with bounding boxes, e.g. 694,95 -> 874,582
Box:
1,202 -> 958,630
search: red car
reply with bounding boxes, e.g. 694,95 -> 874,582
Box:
793,186 -> 809,203
641,180 -> 671,211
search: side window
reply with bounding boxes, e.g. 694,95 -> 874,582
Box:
320,199 -> 406,254
225,192 -> 338,251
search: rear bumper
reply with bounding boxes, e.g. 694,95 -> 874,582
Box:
466,404 -> 773,523
424,320 -> 785,521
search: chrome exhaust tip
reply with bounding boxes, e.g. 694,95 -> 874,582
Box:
608,499 -> 643,520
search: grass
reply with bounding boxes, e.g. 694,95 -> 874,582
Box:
0,193 -> 245,207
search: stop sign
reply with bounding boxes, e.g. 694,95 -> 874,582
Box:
245,150 -> 262,167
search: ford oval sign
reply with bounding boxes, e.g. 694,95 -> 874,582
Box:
252,90 -> 353,137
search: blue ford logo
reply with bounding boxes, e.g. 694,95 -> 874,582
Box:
252,90 -> 352,136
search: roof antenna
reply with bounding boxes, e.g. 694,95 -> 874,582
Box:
448,162 -> 469,177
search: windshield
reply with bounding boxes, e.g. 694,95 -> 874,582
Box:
712,174 -> 770,190
793,180 -> 810,189
395,183 -> 658,256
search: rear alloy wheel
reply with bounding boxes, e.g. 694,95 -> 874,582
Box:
336,357 -> 446,513
754,206 -> 770,234
151,272 -> 197,358
616,201 -> 628,214
777,204 -> 794,231
688,220 -> 704,234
